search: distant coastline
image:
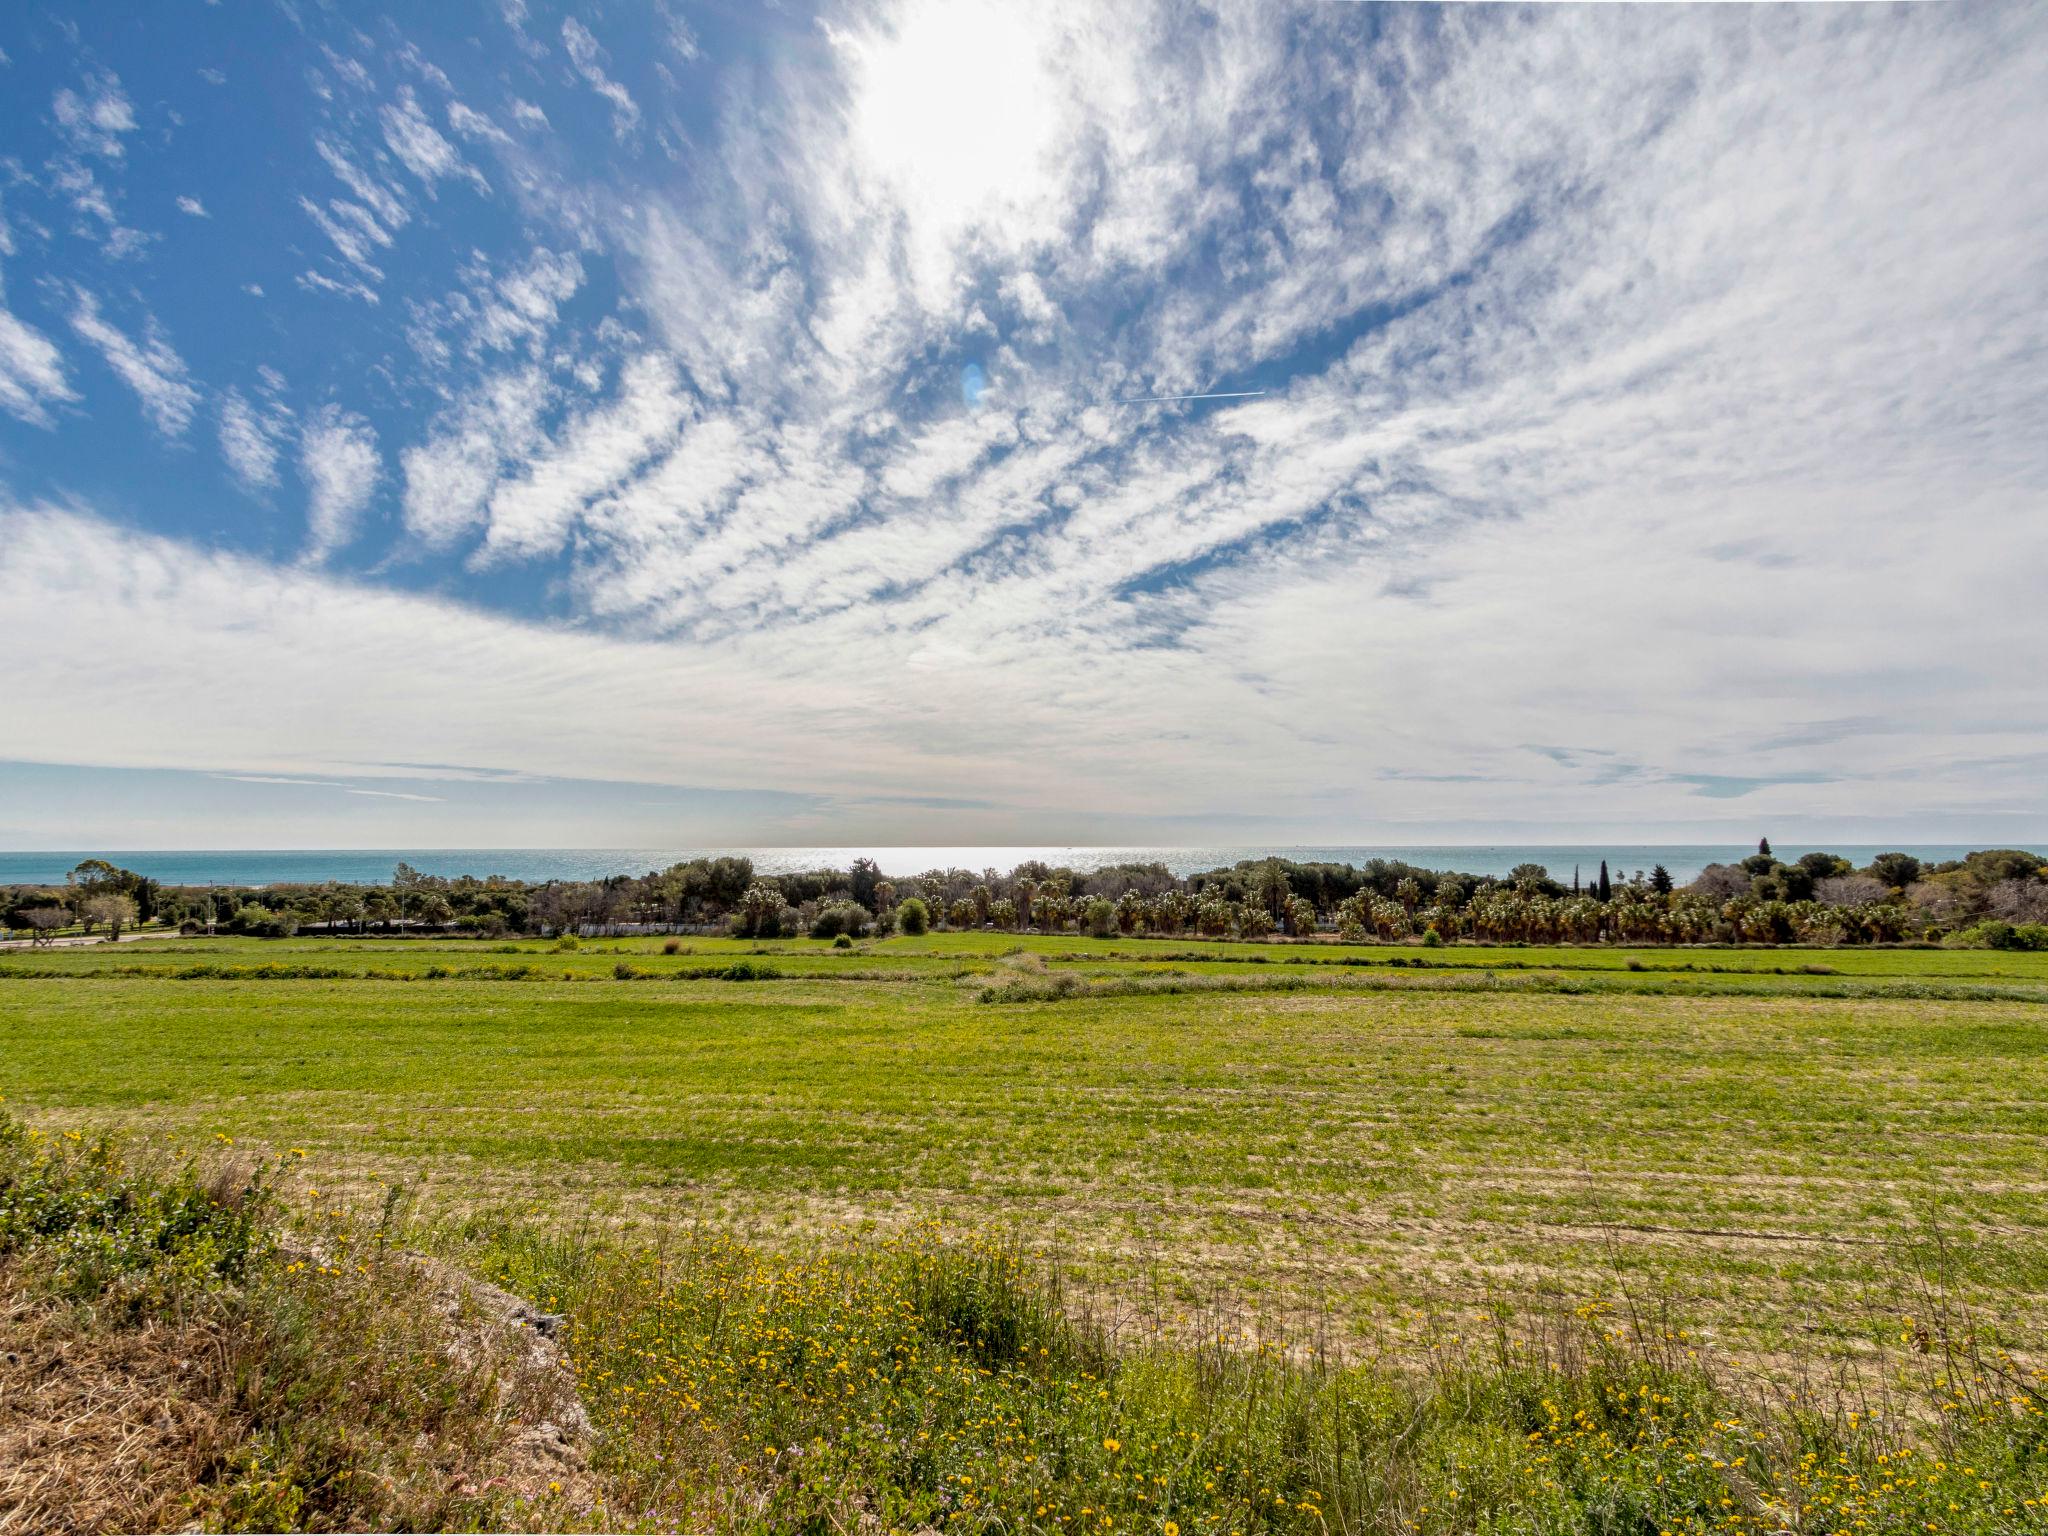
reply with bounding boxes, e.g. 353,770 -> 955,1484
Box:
0,844 -> 2017,889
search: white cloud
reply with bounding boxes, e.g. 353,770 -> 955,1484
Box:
662,11 -> 701,64
561,19 -> 641,140
218,388 -> 292,492
999,269 -> 1058,331
407,246 -> 584,370
7,493 -> 2041,837
447,100 -> 511,146
45,154 -> 152,258
298,405 -> 380,558
11,5 -> 2048,838
481,248 -> 583,351
378,87 -> 489,196
296,269 -> 379,305
314,137 -> 409,231
175,195 -> 209,218
298,195 -> 389,279
478,352 -> 688,562
319,45 -> 374,95
67,291 -> 198,438
400,366 -> 552,545
52,72 -> 137,159
0,274 -> 75,427
395,42 -> 454,95
0,505 -> 847,797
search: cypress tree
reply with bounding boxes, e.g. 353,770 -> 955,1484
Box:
1597,860 -> 1612,902
1758,836 -> 1773,858
1650,864 -> 1673,895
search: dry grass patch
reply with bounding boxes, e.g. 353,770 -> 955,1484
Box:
0,1115 -> 597,1532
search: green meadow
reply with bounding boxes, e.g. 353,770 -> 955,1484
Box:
9,929 -> 2048,1356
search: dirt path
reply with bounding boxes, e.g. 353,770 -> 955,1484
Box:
0,929 -> 189,952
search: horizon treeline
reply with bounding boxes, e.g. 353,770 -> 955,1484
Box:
7,841 -> 2046,950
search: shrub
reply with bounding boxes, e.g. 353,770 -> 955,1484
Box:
662,937 -> 683,954
1083,898 -> 1116,938
227,902 -> 293,938
1952,920 -> 2048,951
809,901 -> 870,940
895,897 -> 930,936
551,932 -> 581,951
833,932 -> 853,949
1421,927 -> 1443,947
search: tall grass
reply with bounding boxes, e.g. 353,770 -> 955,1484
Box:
469,1218 -> 2048,1534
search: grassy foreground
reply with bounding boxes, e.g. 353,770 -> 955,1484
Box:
7,932 -> 2048,1348
7,1109 -> 2047,1534
7,930 -> 2048,1529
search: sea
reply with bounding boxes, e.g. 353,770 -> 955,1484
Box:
0,845 -> 2006,889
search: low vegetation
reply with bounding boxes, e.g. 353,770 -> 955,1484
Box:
8,931 -> 2048,1354
6,1106 -> 2046,1533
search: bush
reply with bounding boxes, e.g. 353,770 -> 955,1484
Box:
662,937 -> 683,954
977,971 -> 1090,1004
1083,898 -> 1116,938
809,901 -> 870,940
1421,928 -> 1443,947
894,897 -> 930,936
1952,920 -> 2048,951
227,902 -> 294,938
551,932 -> 581,951
704,960 -> 779,981
833,932 -> 853,949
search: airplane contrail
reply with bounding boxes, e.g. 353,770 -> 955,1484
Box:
1110,389 -> 1268,404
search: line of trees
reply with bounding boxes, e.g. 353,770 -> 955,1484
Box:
5,843 -> 2044,949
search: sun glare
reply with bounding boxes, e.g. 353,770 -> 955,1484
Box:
842,0 -> 1062,267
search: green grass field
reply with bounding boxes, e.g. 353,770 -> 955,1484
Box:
8,929 -> 2048,1361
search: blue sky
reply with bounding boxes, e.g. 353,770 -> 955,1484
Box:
1,1 -> 2044,849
